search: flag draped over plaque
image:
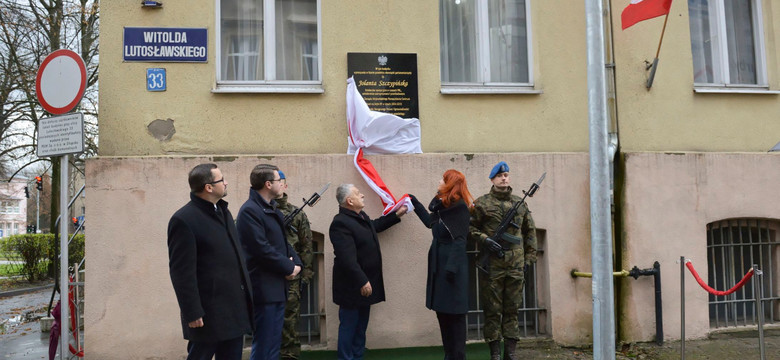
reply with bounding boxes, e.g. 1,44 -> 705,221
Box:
346,77 -> 420,215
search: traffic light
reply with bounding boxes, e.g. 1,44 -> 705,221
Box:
26,225 -> 32,233
72,217 -> 79,229
35,176 -> 43,191
31,225 -> 36,233
24,186 -> 29,198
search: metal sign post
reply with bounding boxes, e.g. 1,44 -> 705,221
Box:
35,49 -> 86,360
59,155 -> 69,359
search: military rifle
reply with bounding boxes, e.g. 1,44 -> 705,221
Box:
284,182 -> 330,232
477,172 -> 546,274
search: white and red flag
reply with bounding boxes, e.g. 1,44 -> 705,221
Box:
621,0 -> 673,30
345,77 -> 420,215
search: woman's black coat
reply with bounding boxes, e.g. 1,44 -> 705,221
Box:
329,206 -> 400,308
411,196 -> 470,314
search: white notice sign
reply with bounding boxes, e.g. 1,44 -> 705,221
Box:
37,113 -> 85,157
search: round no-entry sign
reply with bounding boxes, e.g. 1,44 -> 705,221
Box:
35,49 -> 87,115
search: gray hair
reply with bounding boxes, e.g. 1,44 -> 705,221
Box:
336,183 -> 355,206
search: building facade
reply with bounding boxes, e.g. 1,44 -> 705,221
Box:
0,178 -> 28,237
87,1 -> 780,358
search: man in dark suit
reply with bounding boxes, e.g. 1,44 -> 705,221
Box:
168,163 -> 253,360
236,164 -> 302,360
329,184 -> 407,360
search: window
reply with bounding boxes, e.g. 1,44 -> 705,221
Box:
707,219 -> 779,329
439,0 -> 535,93
216,0 -> 322,92
466,230 -> 547,339
688,0 -> 766,86
1,200 -> 20,214
12,223 -> 19,235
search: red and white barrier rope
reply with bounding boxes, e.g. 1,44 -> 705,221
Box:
684,259 -> 754,296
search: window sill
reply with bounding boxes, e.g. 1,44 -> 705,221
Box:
211,84 -> 325,94
440,86 -> 542,95
693,86 -> 780,95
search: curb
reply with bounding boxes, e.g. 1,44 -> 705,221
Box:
0,283 -> 55,298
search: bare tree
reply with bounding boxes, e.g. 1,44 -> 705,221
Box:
0,0 -> 99,179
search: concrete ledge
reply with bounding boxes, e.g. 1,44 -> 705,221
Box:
0,283 -> 54,299
40,316 -> 54,332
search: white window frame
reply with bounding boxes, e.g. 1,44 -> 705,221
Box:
440,0 -> 539,95
691,0 -> 769,92
214,0 -> 323,93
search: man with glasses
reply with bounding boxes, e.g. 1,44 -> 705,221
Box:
167,163 -> 253,360
237,164 -> 302,360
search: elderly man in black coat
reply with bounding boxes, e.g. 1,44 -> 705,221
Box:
168,163 -> 253,360
329,184 -> 407,360
236,164 -> 302,360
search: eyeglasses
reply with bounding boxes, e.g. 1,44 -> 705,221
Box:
267,178 -> 283,183
209,178 -> 224,185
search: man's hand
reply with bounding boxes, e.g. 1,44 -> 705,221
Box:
188,318 -> 204,328
360,281 -> 373,297
396,205 -> 408,217
485,237 -> 504,258
286,265 -> 302,280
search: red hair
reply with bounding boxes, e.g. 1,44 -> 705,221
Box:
438,169 -> 473,207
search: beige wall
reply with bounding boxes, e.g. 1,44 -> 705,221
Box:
99,1 -> 591,157
620,152 -> 780,341
84,153 -> 593,358
611,0 -> 780,152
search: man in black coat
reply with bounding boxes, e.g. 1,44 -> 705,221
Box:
236,164 -> 302,360
168,163 -> 253,360
329,184 -> 407,360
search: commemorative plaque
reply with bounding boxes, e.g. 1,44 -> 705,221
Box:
347,53 -> 419,119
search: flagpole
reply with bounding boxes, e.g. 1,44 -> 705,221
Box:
646,12 -> 670,89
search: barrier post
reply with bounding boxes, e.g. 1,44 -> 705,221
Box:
752,264 -> 765,360
680,256 -> 685,360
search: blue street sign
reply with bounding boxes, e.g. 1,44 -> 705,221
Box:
147,68 -> 166,91
124,27 -> 207,62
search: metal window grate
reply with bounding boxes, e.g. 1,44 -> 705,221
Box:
466,235 -> 546,340
706,219 -> 779,329
298,237 -> 323,345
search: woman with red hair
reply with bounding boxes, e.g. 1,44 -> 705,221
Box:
410,169 -> 473,360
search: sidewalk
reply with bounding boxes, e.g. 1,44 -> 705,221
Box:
0,287 -> 54,359
2,286 -> 779,359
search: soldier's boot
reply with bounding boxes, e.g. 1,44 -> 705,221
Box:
502,338 -> 518,360
489,340 -> 501,360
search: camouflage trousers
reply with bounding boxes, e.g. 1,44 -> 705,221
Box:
281,278 -> 303,360
479,247 -> 525,343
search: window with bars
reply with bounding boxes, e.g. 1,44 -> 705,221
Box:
706,219 -> 779,329
466,230 -> 547,339
298,234 -> 323,344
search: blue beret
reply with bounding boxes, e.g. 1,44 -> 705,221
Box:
489,161 -> 510,179
278,170 -> 286,180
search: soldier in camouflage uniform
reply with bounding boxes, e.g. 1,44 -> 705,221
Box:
276,171 -> 314,360
469,162 -> 537,360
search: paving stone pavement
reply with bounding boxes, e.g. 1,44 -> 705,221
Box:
2,287 -> 779,359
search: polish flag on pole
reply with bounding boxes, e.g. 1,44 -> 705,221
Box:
346,77 -> 419,215
621,0 -> 673,30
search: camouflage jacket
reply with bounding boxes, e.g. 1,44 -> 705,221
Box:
276,193 -> 314,282
469,186 -> 537,265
